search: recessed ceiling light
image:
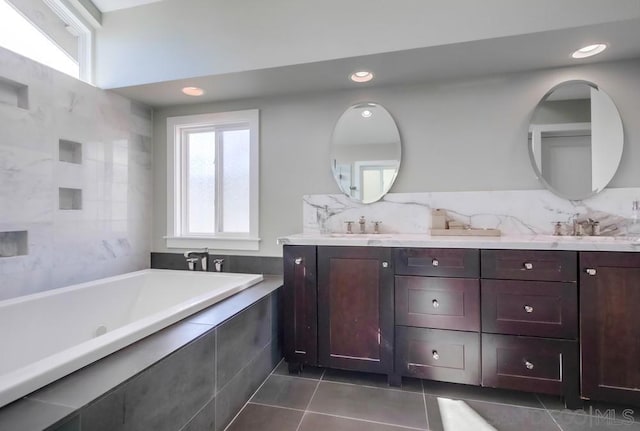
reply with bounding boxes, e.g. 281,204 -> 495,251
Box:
182,86 -> 205,96
571,44 -> 607,59
350,71 -> 374,83
361,110 -> 373,118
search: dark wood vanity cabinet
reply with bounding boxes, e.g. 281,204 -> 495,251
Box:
580,252 -> 640,405
283,245 -> 394,376
317,246 -> 394,374
283,245 -> 318,371
481,250 -> 580,408
393,248 -> 481,384
282,244 -> 640,407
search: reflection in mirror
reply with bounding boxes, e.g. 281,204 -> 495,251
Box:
528,80 -> 624,200
330,103 -> 401,204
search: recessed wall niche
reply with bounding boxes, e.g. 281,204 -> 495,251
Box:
0,231 -> 28,257
59,140 -> 82,164
0,76 -> 28,109
59,188 -> 82,210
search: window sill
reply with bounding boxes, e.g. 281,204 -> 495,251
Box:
165,236 -> 261,251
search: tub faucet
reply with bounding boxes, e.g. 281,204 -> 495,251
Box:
184,248 -> 209,271
213,258 -> 224,272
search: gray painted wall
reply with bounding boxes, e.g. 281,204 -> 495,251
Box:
95,0 -> 640,88
152,59 -> 640,256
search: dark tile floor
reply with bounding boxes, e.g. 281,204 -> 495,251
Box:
225,361 -> 640,431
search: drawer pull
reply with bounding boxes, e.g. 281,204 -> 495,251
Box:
432,258 -> 439,267
524,305 -> 534,313
432,350 -> 440,360
523,262 -> 534,270
586,268 -> 597,276
382,261 -> 389,268
294,257 -> 303,265
524,360 -> 534,370
432,299 -> 440,308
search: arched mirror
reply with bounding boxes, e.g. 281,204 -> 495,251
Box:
330,102 -> 401,204
528,80 -> 624,200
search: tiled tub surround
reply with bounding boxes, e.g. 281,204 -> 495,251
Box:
302,188 -> 640,238
0,269 -> 264,408
151,252 -> 284,275
0,46 -> 153,301
0,277 -> 282,431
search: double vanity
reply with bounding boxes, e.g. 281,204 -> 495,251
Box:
280,234 -> 640,409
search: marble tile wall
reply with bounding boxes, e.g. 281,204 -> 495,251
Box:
0,47 -> 153,300
303,188 -> 640,237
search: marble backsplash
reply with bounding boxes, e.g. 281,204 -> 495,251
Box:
0,47 -> 152,300
303,188 -> 640,237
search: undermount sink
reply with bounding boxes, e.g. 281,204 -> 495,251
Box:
327,233 -> 393,239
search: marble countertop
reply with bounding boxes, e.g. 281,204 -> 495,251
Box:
277,233 -> 640,252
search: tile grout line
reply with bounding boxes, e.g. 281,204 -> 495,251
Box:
304,410 -> 429,431
422,379 -> 430,431
320,377 -> 423,395
222,356 -> 284,431
536,394 -> 565,431
294,368 -> 325,431
248,401 -> 306,413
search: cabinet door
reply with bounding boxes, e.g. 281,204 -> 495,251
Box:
283,245 -> 317,366
318,246 -> 393,373
581,252 -> 640,405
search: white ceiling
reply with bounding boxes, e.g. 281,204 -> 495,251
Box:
112,18 -> 640,108
91,0 -> 163,12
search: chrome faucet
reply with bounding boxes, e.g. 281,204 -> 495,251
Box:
183,248 -> 209,271
359,216 -> 366,234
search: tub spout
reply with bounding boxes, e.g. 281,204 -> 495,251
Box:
183,248 -> 209,271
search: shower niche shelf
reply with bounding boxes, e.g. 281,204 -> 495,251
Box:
0,77 -> 28,109
0,231 -> 28,258
59,188 -> 83,210
59,140 -> 82,164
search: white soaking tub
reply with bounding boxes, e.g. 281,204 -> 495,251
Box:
0,269 -> 263,408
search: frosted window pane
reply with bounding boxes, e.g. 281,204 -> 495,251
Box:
187,131 -> 215,233
382,168 -> 396,190
362,169 -> 382,203
222,129 -> 250,232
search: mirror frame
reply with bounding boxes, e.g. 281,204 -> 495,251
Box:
527,79 -> 624,201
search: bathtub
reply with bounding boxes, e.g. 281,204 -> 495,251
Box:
0,269 -> 263,408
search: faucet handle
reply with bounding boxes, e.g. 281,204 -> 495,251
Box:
372,221 -> 382,234
213,258 -> 224,272
344,221 -> 354,234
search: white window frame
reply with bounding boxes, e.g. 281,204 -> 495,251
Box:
166,109 -> 260,251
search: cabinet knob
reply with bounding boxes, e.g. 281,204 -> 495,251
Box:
432,299 -> 440,308
382,261 -> 389,268
432,350 -> 440,360
585,268 -> 597,276
524,305 -> 534,313
523,262 -> 533,270
525,360 -> 534,370
432,258 -> 439,267
294,257 -> 303,265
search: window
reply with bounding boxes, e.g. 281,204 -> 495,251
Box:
166,109 -> 259,251
0,0 -> 94,82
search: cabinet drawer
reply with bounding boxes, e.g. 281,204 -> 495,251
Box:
396,276 -> 480,331
481,250 -> 577,282
396,327 -> 480,385
394,248 -> 479,278
482,334 -> 577,395
481,280 -> 577,338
